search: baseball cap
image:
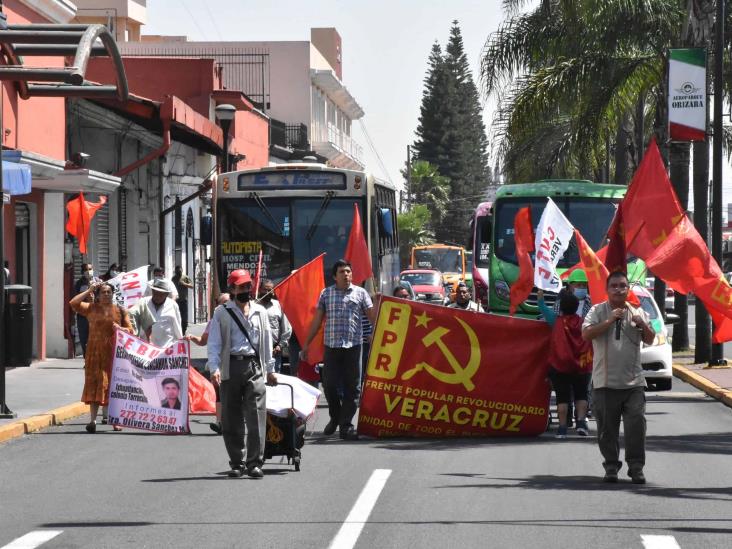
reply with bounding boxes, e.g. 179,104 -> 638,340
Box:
227,269 -> 252,286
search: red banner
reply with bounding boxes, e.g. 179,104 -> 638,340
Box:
359,297 -> 551,437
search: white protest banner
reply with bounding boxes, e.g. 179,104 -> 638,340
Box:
108,265 -> 148,308
108,329 -> 190,434
534,198 -> 574,292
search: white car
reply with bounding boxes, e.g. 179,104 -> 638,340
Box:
632,285 -> 673,391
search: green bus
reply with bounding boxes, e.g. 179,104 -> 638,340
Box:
483,179 -> 645,315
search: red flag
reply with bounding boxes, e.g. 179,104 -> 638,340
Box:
510,207 -> 534,315
274,254 -> 326,367
604,202 -> 626,273
253,249 -> 264,298
188,367 -> 216,414
575,229 -> 609,305
65,192 -> 107,254
344,203 -> 373,285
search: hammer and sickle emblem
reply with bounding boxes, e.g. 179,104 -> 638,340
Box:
401,318 -> 481,391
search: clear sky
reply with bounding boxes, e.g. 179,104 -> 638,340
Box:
142,0 -> 505,190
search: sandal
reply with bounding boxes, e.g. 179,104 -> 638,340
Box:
85,422 -> 96,434
113,425 -> 123,432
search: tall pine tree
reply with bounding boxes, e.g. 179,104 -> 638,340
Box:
412,22 -> 490,246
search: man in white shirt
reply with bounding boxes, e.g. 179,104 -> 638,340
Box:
144,278 -> 183,348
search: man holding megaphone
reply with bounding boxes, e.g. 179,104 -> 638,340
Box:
582,271 -> 656,485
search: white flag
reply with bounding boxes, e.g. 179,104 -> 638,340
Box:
534,198 -> 573,292
108,265 -> 149,308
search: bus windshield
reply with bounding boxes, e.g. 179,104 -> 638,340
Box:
413,248 -> 463,274
217,197 -> 363,288
494,197 -> 617,267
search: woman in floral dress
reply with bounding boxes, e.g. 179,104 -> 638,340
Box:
70,281 -> 134,433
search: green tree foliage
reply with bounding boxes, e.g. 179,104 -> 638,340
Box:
412,22 -> 491,246
400,160 -> 450,232
397,205 -> 434,267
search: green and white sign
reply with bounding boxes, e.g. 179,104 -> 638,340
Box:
668,48 -> 706,142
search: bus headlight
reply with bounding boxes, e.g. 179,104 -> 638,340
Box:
223,177 -> 230,192
494,280 -> 510,301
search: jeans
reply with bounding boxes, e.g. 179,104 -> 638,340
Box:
322,345 -> 361,430
592,386 -> 646,474
220,358 -> 266,469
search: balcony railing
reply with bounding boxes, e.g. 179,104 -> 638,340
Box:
270,119 -> 309,150
313,123 -> 363,164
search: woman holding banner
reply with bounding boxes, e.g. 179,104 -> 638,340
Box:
70,282 -> 134,433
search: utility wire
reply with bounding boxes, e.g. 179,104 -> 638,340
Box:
181,0 -> 210,41
201,2 -> 225,41
358,119 -> 394,186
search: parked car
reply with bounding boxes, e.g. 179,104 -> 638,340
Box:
632,285 -> 673,391
399,269 -> 446,304
645,276 -> 676,311
397,280 -> 417,300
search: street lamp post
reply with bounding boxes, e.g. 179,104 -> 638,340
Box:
215,104 -> 236,172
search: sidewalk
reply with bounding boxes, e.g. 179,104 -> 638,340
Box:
0,322 -> 209,444
672,350 -> 732,407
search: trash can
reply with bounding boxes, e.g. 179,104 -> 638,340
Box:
4,285 -> 32,367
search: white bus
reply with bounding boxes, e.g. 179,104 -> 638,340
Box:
214,162 -> 400,294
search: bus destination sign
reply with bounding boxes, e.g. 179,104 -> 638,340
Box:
237,171 -> 346,191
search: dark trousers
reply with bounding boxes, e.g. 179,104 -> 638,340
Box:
220,358 -> 267,469
179,300 -> 188,335
322,345 -> 361,430
592,387 -> 646,474
77,316 -> 89,357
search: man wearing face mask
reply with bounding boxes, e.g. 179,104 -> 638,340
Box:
74,263 -> 101,357
555,269 -> 592,318
207,269 -> 277,479
258,279 -> 292,373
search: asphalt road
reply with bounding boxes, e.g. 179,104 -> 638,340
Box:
1,379 -> 732,549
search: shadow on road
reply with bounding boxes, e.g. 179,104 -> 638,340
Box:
432,473 -> 732,502
646,432 -> 732,456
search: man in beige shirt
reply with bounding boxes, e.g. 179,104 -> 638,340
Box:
582,271 -> 655,484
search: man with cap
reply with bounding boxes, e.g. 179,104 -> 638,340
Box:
140,278 -> 183,348
556,269 -> 592,318
207,269 -> 276,479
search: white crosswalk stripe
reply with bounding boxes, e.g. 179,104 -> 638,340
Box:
0,530 -> 63,549
641,534 -> 682,549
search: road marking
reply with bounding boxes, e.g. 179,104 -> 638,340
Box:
641,535 -> 681,549
329,469 -> 392,549
1,530 -> 63,549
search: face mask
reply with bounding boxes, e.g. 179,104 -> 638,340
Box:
574,288 -> 588,300
260,293 -> 272,303
109,271 -> 119,278
235,291 -> 250,303
84,270 -> 93,279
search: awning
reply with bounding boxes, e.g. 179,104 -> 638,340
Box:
2,159 -> 32,195
2,150 -> 121,194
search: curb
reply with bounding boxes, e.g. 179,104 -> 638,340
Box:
0,402 -> 90,445
673,363 -> 732,408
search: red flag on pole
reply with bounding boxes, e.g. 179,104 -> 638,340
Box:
510,207 -> 534,315
344,203 -> 373,285
274,254 -> 326,367
604,202 -> 626,274
65,192 -> 107,254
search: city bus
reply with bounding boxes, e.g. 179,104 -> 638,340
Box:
470,201 -> 492,308
485,180 -> 645,315
213,162 -> 400,295
409,244 -> 467,294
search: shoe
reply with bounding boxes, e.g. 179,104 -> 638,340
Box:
629,471 -> 646,484
209,422 -> 222,434
247,466 -> 264,479
101,417 -> 108,425
85,422 -> 96,434
323,420 -> 338,436
227,466 -> 245,478
555,426 -> 568,439
340,427 -> 359,441
603,471 -> 618,483
576,420 -> 589,437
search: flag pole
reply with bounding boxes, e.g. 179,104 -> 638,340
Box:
710,0 -> 726,365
